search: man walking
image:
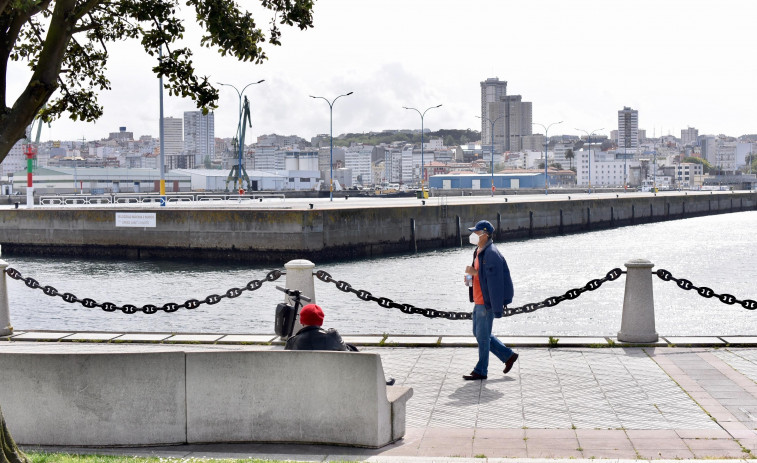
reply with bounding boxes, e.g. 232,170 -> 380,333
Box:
463,220 -> 518,380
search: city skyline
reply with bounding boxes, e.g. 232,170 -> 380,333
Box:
6,0 -> 756,143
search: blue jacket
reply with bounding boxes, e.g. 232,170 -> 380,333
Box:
469,241 -> 514,318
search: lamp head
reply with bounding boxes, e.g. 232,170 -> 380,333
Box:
346,91 -> 353,96
257,79 -> 265,84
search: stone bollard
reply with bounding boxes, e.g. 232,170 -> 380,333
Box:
0,259 -> 12,336
617,259 -> 659,343
283,259 -> 317,339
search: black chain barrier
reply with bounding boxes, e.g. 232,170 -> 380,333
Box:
314,268 -> 625,320
3,267 -> 284,315
654,269 -> 757,311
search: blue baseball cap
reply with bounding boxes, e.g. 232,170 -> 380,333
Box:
468,220 -> 494,234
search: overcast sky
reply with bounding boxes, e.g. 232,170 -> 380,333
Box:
7,0 -> 757,143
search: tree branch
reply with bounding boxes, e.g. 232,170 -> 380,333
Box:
73,0 -> 103,22
0,1 -> 52,110
0,0 -> 11,17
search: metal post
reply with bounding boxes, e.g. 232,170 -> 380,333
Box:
283,259 -> 317,340
405,105 -> 441,198
476,114 -> 502,197
534,121 -> 563,195
0,258 -> 12,336
312,92 -> 353,201
159,45 -> 166,204
329,105 -> 333,200
617,259 -> 659,343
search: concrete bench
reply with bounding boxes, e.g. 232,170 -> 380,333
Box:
0,348 -> 412,448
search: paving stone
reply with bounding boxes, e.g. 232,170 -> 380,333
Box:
548,337 -> 609,346
608,336 -> 668,347
216,334 -> 277,343
721,337 -> 757,345
164,334 -> 224,343
383,336 -> 439,346
63,332 -> 123,341
494,336 -> 551,346
439,336 -> 477,346
10,331 -> 73,340
340,336 -> 385,345
664,336 -> 727,346
114,333 -> 173,342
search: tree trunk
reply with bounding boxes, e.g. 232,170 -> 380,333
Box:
0,405 -> 28,463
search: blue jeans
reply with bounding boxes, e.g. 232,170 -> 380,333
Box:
472,304 -> 514,376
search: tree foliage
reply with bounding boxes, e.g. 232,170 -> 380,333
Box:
333,129 -> 481,148
0,0 -> 315,162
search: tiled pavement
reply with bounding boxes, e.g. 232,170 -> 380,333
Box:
7,335 -> 757,460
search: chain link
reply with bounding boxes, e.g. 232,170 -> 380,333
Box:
3,267 -> 283,315
654,269 -> 756,310
314,268 -> 625,320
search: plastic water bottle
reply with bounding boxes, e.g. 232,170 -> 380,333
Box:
465,274 -> 473,287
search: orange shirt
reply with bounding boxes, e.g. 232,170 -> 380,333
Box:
472,249 -> 484,304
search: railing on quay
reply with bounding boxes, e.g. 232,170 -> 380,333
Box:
38,192 -> 287,206
0,257 -> 754,342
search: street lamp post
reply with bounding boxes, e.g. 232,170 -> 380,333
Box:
218,79 -> 265,191
654,138 -> 659,192
533,121 -> 563,194
404,104 -> 442,197
476,114 -> 504,197
575,128 -> 603,193
311,92 -> 354,201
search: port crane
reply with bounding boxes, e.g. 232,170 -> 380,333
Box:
225,96 -> 252,192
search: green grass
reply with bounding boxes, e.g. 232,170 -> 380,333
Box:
27,452 -> 320,463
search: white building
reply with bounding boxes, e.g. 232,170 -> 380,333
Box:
672,162 -> 704,188
2,139 -> 27,178
715,142 -> 738,173
422,138 -> 444,151
401,145 -> 414,184
162,117 -> 183,156
277,169 -> 321,191
253,146 -> 283,172
184,111 -> 215,166
344,147 -> 373,185
574,150 -> 641,187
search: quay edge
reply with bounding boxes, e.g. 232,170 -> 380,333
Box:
0,192 -> 754,264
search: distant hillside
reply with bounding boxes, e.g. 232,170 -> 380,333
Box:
333,129 -> 481,147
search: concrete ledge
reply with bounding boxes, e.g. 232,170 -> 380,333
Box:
186,350 -> 411,448
0,351 -> 186,445
0,347 -> 410,448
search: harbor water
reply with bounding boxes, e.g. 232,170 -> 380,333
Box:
5,211 -> 756,336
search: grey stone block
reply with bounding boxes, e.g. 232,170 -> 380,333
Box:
185,350 -> 412,448
0,351 -> 186,445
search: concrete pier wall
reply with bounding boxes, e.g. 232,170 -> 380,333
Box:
0,193 -> 754,263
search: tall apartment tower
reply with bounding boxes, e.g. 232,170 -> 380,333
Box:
503,95 -> 532,151
184,111 -> 215,166
617,106 -> 639,152
162,117 -> 183,156
681,127 -> 699,147
480,77 -> 508,152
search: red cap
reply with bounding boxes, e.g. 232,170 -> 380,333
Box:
299,303 -> 324,326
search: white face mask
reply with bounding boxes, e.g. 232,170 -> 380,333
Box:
469,232 -> 480,246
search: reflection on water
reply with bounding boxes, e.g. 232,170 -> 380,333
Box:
5,211 -> 756,336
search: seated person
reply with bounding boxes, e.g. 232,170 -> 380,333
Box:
285,303 -> 395,385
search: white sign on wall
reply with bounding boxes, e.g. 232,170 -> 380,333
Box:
115,212 -> 157,228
